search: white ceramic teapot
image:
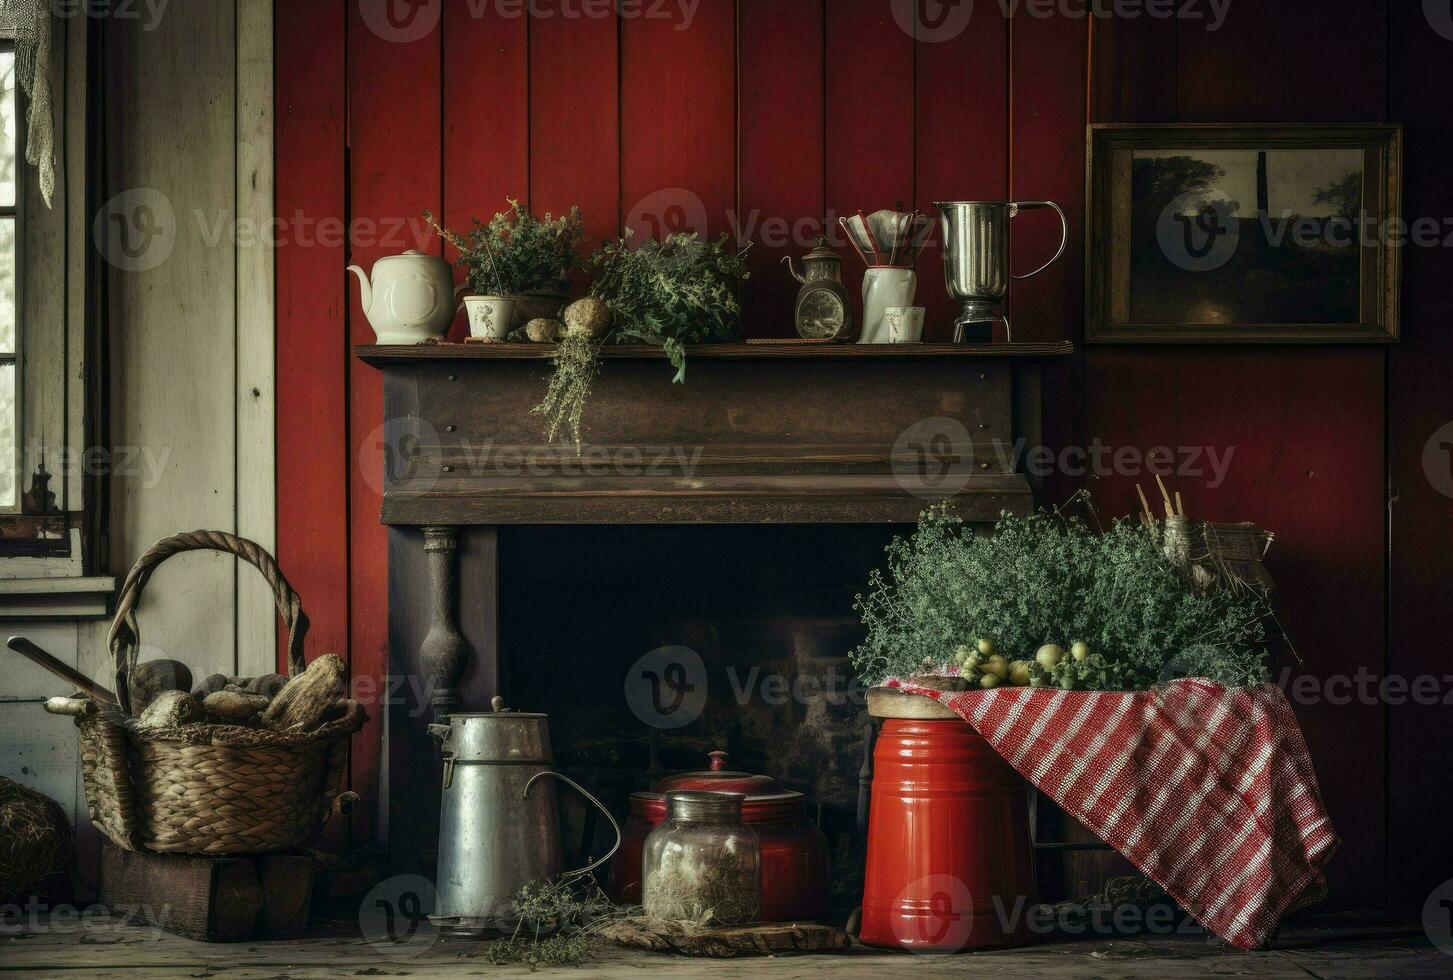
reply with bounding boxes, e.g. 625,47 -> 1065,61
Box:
348,250 -> 463,344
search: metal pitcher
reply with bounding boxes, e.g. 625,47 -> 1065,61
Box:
428,697 -> 621,934
933,201 -> 1068,342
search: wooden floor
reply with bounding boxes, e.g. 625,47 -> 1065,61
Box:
2,912 -> 1444,979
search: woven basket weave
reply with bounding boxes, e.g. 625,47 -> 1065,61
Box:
78,530 -> 365,854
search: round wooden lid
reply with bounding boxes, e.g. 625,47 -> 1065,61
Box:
865,686 -> 961,720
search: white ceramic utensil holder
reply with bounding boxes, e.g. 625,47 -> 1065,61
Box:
858,268 -> 917,344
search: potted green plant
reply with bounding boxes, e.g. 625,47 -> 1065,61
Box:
535,230 -> 751,446
428,200 -> 585,340
852,503 -> 1275,692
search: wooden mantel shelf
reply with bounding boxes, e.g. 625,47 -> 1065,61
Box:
357,340 -> 1074,364
361,341 -> 1060,525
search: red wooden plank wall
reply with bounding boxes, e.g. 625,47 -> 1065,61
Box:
1387,2 -> 1453,909
1087,0 -> 1391,906
274,1 -> 1448,908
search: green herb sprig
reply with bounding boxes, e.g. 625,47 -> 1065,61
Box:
427,200 -> 584,297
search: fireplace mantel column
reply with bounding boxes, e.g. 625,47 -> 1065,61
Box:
418,525 -> 468,720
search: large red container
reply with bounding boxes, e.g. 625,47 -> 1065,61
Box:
607,751 -> 830,922
860,718 -> 1037,951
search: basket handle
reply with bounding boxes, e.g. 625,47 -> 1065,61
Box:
107,530 -> 310,715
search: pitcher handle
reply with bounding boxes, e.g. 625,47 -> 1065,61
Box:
1009,201 -> 1069,280
523,770 -> 623,879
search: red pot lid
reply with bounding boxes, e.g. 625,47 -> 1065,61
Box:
642,751 -> 796,799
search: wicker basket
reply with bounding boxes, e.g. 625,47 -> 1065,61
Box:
77,530 -> 365,854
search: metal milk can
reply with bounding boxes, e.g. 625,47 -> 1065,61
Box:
428,697 -> 620,934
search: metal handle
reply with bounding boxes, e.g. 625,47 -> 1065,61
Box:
523,770 -> 623,879
1009,200 -> 1069,280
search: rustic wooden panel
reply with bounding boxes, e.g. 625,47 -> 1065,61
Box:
1007,9 -> 1084,344
275,2 -> 349,676
105,0 -> 237,681
1007,9 -> 1086,508
737,0 -> 823,338
1386,0 -> 1453,909
376,357 -> 1035,525
1171,0 -> 1388,908
236,0 -> 277,678
530,3 -> 620,250
621,0 -> 736,242
20,19 -> 66,510
358,341 -> 1075,363
441,0 -> 529,340
1088,5 -> 1176,125
0,622 -> 80,700
0,704 -> 79,823
347,0 -> 443,843
914,3 -> 1009,342
63,10 -> 88,518
825,0 -> 915,303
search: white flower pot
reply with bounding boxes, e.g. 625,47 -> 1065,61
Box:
464,295 -> 516,342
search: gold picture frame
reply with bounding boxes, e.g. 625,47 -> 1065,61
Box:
1085,123 -> 1402,344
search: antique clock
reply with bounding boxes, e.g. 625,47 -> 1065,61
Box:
783,237 -> 855,341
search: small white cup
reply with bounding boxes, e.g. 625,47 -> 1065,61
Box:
885,306 -> 926,343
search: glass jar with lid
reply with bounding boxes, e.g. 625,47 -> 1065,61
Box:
641,791 -> 761,925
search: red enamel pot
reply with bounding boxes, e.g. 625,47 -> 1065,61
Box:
607,751 -> 830,922
860,718 -> 1037,952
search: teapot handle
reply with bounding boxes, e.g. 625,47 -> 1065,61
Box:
523,770 -> 623,879
1008,200 -> 1069,280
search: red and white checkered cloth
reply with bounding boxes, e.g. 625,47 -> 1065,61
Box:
882,677 -> 1338,950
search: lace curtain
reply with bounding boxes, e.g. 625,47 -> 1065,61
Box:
1,0 -> 53,207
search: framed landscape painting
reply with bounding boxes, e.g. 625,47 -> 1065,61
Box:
1085,124 -> 1402,343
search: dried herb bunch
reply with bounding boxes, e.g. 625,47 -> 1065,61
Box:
483,872 -> 616,970
532,331 -> 600,445
532,231 -> 752,446
427,199 -> 584,296
587,230 -> 751,383
852,505 -> 1274,691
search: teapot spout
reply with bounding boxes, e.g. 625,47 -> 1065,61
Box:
781,255 -> 805,284
347,264 -> 372,315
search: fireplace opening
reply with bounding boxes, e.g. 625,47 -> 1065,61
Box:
497,523 -> 905,912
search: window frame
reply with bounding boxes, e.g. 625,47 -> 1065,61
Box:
0,36 -> 21,517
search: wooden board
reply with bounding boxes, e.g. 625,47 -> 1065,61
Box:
346,0 -> 443,845
620,0 -> 736,243
530,4 -> 620,249
99,844 -> 314,942
274,0 -> 351,852
1170,0 -> 1389,909
1386,0 -> 1453,909
358,341 -> 1074,363
441,0 -> 529,341
235,0 -> 277,679
6,911 -> 1445,977
600,918 -> 850,957
737,0 -> 823,338
914,3 -> 1009,342
104,0 -> 238,684
825,0 -> 915,304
